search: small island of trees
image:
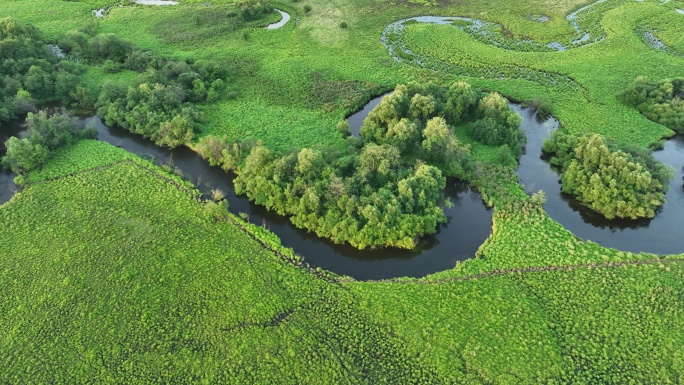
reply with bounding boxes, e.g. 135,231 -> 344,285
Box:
543,131 -> 673,219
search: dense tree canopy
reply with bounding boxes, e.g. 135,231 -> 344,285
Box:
2,110 -> 95,174
543,132 -> 673,219
360,82 -> 524,167
55,22 -> 229,148
197,82 -> 521,249
0,18 -> 86,131
621,76 -> 684,133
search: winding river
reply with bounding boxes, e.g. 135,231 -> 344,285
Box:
0,113 -> 493,280
381,0 -> 611,55
349,97 -> 684,255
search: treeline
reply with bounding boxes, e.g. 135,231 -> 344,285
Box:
1,17 -> 230,150
621,76 -> 684,132
197,82 -> 522,249
235,0 -> 275,21
0,18 -> 85,128
2,110 -> 95,176
361,82 -> 524,163
543,132 -> 673,219
56,21 -> 228,148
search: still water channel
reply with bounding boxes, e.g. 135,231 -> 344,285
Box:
0,113 -> 493,280
3,99 -> 683,278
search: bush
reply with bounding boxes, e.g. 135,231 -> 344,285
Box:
102,60 -> 122,74
1,110 -> 95,174
621,76 -> 684,133
303,5 -> 312,14
340,22 -> 348,29
543,132 -> 673,219
337,120 -> 350,135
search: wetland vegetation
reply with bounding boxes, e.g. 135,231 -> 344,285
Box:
3,0 -> 684,382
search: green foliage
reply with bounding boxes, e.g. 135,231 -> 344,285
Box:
1,136 -> 48,174
235,0 -> 275,22
0,17 -> 86,121
621,76 -> 684,133
1,110 -> 94,174
197,134 -> 451,249
98,82 -> 200,148
544,132 -> 673,219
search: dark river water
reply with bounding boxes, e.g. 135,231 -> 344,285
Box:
2,100 -> 683,278
0,114 -> 493,280
0,119 -> 24,205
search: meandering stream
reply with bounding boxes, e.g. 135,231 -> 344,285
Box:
0,113 -> 493,280
348,97 -> 684,255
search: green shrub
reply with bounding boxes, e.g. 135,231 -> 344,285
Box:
543,132 -> 673,219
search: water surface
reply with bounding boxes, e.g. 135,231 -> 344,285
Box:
266,10 -> 291,30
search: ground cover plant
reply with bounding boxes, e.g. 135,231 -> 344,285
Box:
2,0 -> 684,382
2,142 -> 684,383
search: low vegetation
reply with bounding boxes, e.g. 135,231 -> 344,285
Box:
2,143 -> 684,383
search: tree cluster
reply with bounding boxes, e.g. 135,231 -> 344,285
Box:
621,76 -> 684,133
0,18 -> 85,129
543,132 -> 673,219
2,110 -> 95,174
234,0 -> 275,21
197,82 -> 521,249
55,23 -> 229,148
361,82 -> 524,166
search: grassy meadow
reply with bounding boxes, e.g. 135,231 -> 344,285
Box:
1,141 -> 684,383
2,0 -> 684,382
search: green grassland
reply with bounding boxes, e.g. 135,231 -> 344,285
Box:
3,0 -> 684,381
2,141 -> 684,383
3,0 -> 682,151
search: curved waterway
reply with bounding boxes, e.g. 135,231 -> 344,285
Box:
0,114 -> 493,280
266,10 -> 291,30
381,1 -> 609,55
515,104 -> 684,255
349,98 -> 684,254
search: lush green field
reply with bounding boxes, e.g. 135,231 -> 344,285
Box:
4,0 -> 682,150
3,0 -> 684,382
2,141 -> 684,383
